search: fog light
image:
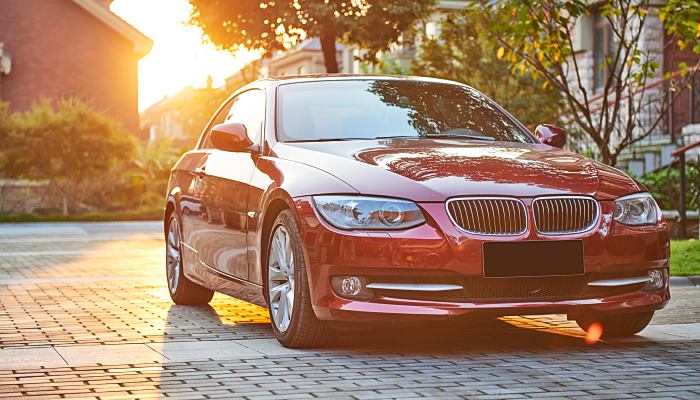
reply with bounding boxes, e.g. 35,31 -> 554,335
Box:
645,269 -> 666,290
341,277 -> 362,296
331,276 -> 373,299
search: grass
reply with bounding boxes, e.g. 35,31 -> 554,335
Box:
671,240 -> 700,276
0,206 -> 162,223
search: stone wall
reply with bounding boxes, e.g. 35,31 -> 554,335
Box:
0,180 -> 52,214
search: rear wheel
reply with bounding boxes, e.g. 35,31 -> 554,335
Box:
576,311 -> 654,338
166,214 -> 214,305
266,210 -> 332,348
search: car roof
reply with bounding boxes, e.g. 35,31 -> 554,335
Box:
239,74 -> 470,91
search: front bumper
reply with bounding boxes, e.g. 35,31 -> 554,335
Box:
292,196 -> 671,322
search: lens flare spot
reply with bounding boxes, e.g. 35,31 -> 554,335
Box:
585,322 -> 603,344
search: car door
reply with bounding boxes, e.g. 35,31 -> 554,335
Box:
182,98 -> 235,251
196,89 -> 265,281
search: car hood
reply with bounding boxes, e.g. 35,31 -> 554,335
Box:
271,138 -> 642,202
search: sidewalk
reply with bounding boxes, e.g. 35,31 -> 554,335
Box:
671,275 -> 700,287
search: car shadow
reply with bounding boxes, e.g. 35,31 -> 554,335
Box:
161,298 -> 271,344
162,293 -> 666,358
333,317 -> 590,353
327,317 -> 672,356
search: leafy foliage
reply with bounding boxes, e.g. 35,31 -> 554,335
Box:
638,163 -> 699,210
167,85 -> 230,146
0,102 -> 10,168
188,0 -> 434,72
469,0 -> 700,166
659,0 -> 700,54
1,98 -> 136,214
127,139 -> 182,208
410,11 -> 562,127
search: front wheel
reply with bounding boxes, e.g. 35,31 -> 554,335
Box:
266,210 -> 332,348
576,311 -> 654,338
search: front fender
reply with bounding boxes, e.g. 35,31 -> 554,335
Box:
247,156 -> 358,285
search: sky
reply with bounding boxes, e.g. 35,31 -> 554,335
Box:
110,0 -> 259,111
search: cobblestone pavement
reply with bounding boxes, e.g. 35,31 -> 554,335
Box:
0,221 -> 699,399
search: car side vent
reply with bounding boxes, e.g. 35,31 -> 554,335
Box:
446,198 -> 527,235
532,196 -> 599,234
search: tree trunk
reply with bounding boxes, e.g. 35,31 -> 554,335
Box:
598,144 -> 616,167
61,193 -> 69,216
319,29 -> 339,73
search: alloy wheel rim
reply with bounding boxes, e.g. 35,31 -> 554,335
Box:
166,218 -> 181,295
267,225 -> 295,333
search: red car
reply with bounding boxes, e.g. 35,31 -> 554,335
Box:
164,75 -> 669,348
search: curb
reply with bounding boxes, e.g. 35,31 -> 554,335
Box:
670,275 -> 700,287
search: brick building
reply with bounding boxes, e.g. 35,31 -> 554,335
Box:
0,0 -> 152,133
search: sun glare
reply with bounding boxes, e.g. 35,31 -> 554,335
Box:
585,322 -> 603,344
110,0 -> 260,111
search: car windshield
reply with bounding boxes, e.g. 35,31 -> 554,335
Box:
277,79 -> 534,143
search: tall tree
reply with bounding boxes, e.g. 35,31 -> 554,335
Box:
188,0 -> 434,73
411,11 -> 562,127
470,0 -> 700,166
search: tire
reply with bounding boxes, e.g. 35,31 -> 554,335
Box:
166,214 -> 214,305
576,311 -> 654,338
266,209 -> 332,348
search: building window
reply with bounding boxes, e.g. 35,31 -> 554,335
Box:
593,11 -> 613,91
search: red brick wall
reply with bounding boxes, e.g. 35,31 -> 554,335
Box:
0,0 -> 141,132
664,32 -> 700,137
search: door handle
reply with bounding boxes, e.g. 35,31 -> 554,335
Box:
194,166 -> 207,177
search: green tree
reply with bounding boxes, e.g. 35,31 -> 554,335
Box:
188,0 -> 435,73
470,0 -> 700,166
182,86 -> 229,144
1,98 -> 136,215
411,11 -> 562,127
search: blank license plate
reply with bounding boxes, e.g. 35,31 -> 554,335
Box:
483,240 -> 584,278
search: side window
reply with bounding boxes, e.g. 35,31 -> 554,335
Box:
199,99 -> 235,149
225,90 -> 266,144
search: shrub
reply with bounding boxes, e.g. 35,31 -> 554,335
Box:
1,98 -> 136,214
127,139 -> 181,208
638,163 -> 699,210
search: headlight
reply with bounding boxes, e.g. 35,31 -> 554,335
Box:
312,195 -> 425,230
613,192 -> 660,226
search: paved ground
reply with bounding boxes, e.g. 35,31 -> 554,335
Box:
0,221 -> 699,399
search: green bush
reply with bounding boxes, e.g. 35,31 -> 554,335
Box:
126,139 -> 181,208
1,98 -> 136,215
0,98 -> 182,219
638,164 -> 699,210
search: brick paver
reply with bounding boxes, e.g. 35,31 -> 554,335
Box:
0,221 -> 698,399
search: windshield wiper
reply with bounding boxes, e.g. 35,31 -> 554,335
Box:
372,134 -> 495,141
292,135 -> 496,142
423,134 -> 495,141
289,137 -> 369,143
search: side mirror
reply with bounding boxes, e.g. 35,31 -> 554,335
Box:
210,122 -> 253,152
534,124 -> 567,148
